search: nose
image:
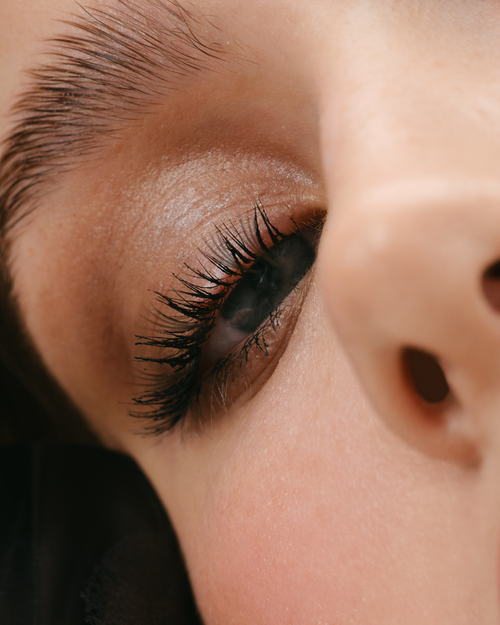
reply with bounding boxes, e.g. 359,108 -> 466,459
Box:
319,178 -> 500,464
306,0 -> 500,467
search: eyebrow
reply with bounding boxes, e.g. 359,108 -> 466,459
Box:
0,0 -> 231,239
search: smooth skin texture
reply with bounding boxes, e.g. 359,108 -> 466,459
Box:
2,0 -> 500,623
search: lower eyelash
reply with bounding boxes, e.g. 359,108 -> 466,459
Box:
207,305 -> 283,409
131,201 -> 291,435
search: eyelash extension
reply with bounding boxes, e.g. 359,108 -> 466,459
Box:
131,201 -> 296,435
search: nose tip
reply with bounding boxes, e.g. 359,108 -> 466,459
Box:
319,181 -> 500,464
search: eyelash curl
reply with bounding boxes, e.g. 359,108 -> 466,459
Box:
131,201 -> 315,435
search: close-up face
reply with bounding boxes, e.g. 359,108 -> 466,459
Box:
2,0 -> 500,622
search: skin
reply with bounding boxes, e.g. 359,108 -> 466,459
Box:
2,0 -> 500,623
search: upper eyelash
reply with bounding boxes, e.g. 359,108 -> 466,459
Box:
131,200 -> 292,435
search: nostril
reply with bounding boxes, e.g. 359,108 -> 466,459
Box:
402,348 -> 451,405
482,260 -> 500,312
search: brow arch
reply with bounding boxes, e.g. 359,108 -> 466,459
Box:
0,0 -> 234,241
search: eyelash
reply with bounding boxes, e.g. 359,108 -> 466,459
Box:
131,201 -> 314,435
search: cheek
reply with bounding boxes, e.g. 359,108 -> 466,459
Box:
131,284 -> 489,624
190,434 -> 371,624
184,417 -> 396,624
134,305 -> 392,621
179,412 -> 480,625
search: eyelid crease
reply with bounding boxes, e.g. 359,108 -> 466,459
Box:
0,0 -> 238,240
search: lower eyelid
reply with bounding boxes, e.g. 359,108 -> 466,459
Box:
205,269 -> 315,412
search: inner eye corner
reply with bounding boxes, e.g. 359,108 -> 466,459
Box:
482,258 -> 500,313
301,208 -> 327,233
293,211 -> 326,254
401,347 -> 451,407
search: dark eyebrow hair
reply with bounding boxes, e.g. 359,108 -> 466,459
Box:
0,0 -> 230,239
0,0 -> 240,445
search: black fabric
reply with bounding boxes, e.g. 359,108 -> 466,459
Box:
0,444 -> 201,624
0,446 -> 34,624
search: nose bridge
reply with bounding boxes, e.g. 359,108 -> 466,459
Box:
312,6 -> 500,464
319,177 -> 500,464
314,3 -> 500,209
